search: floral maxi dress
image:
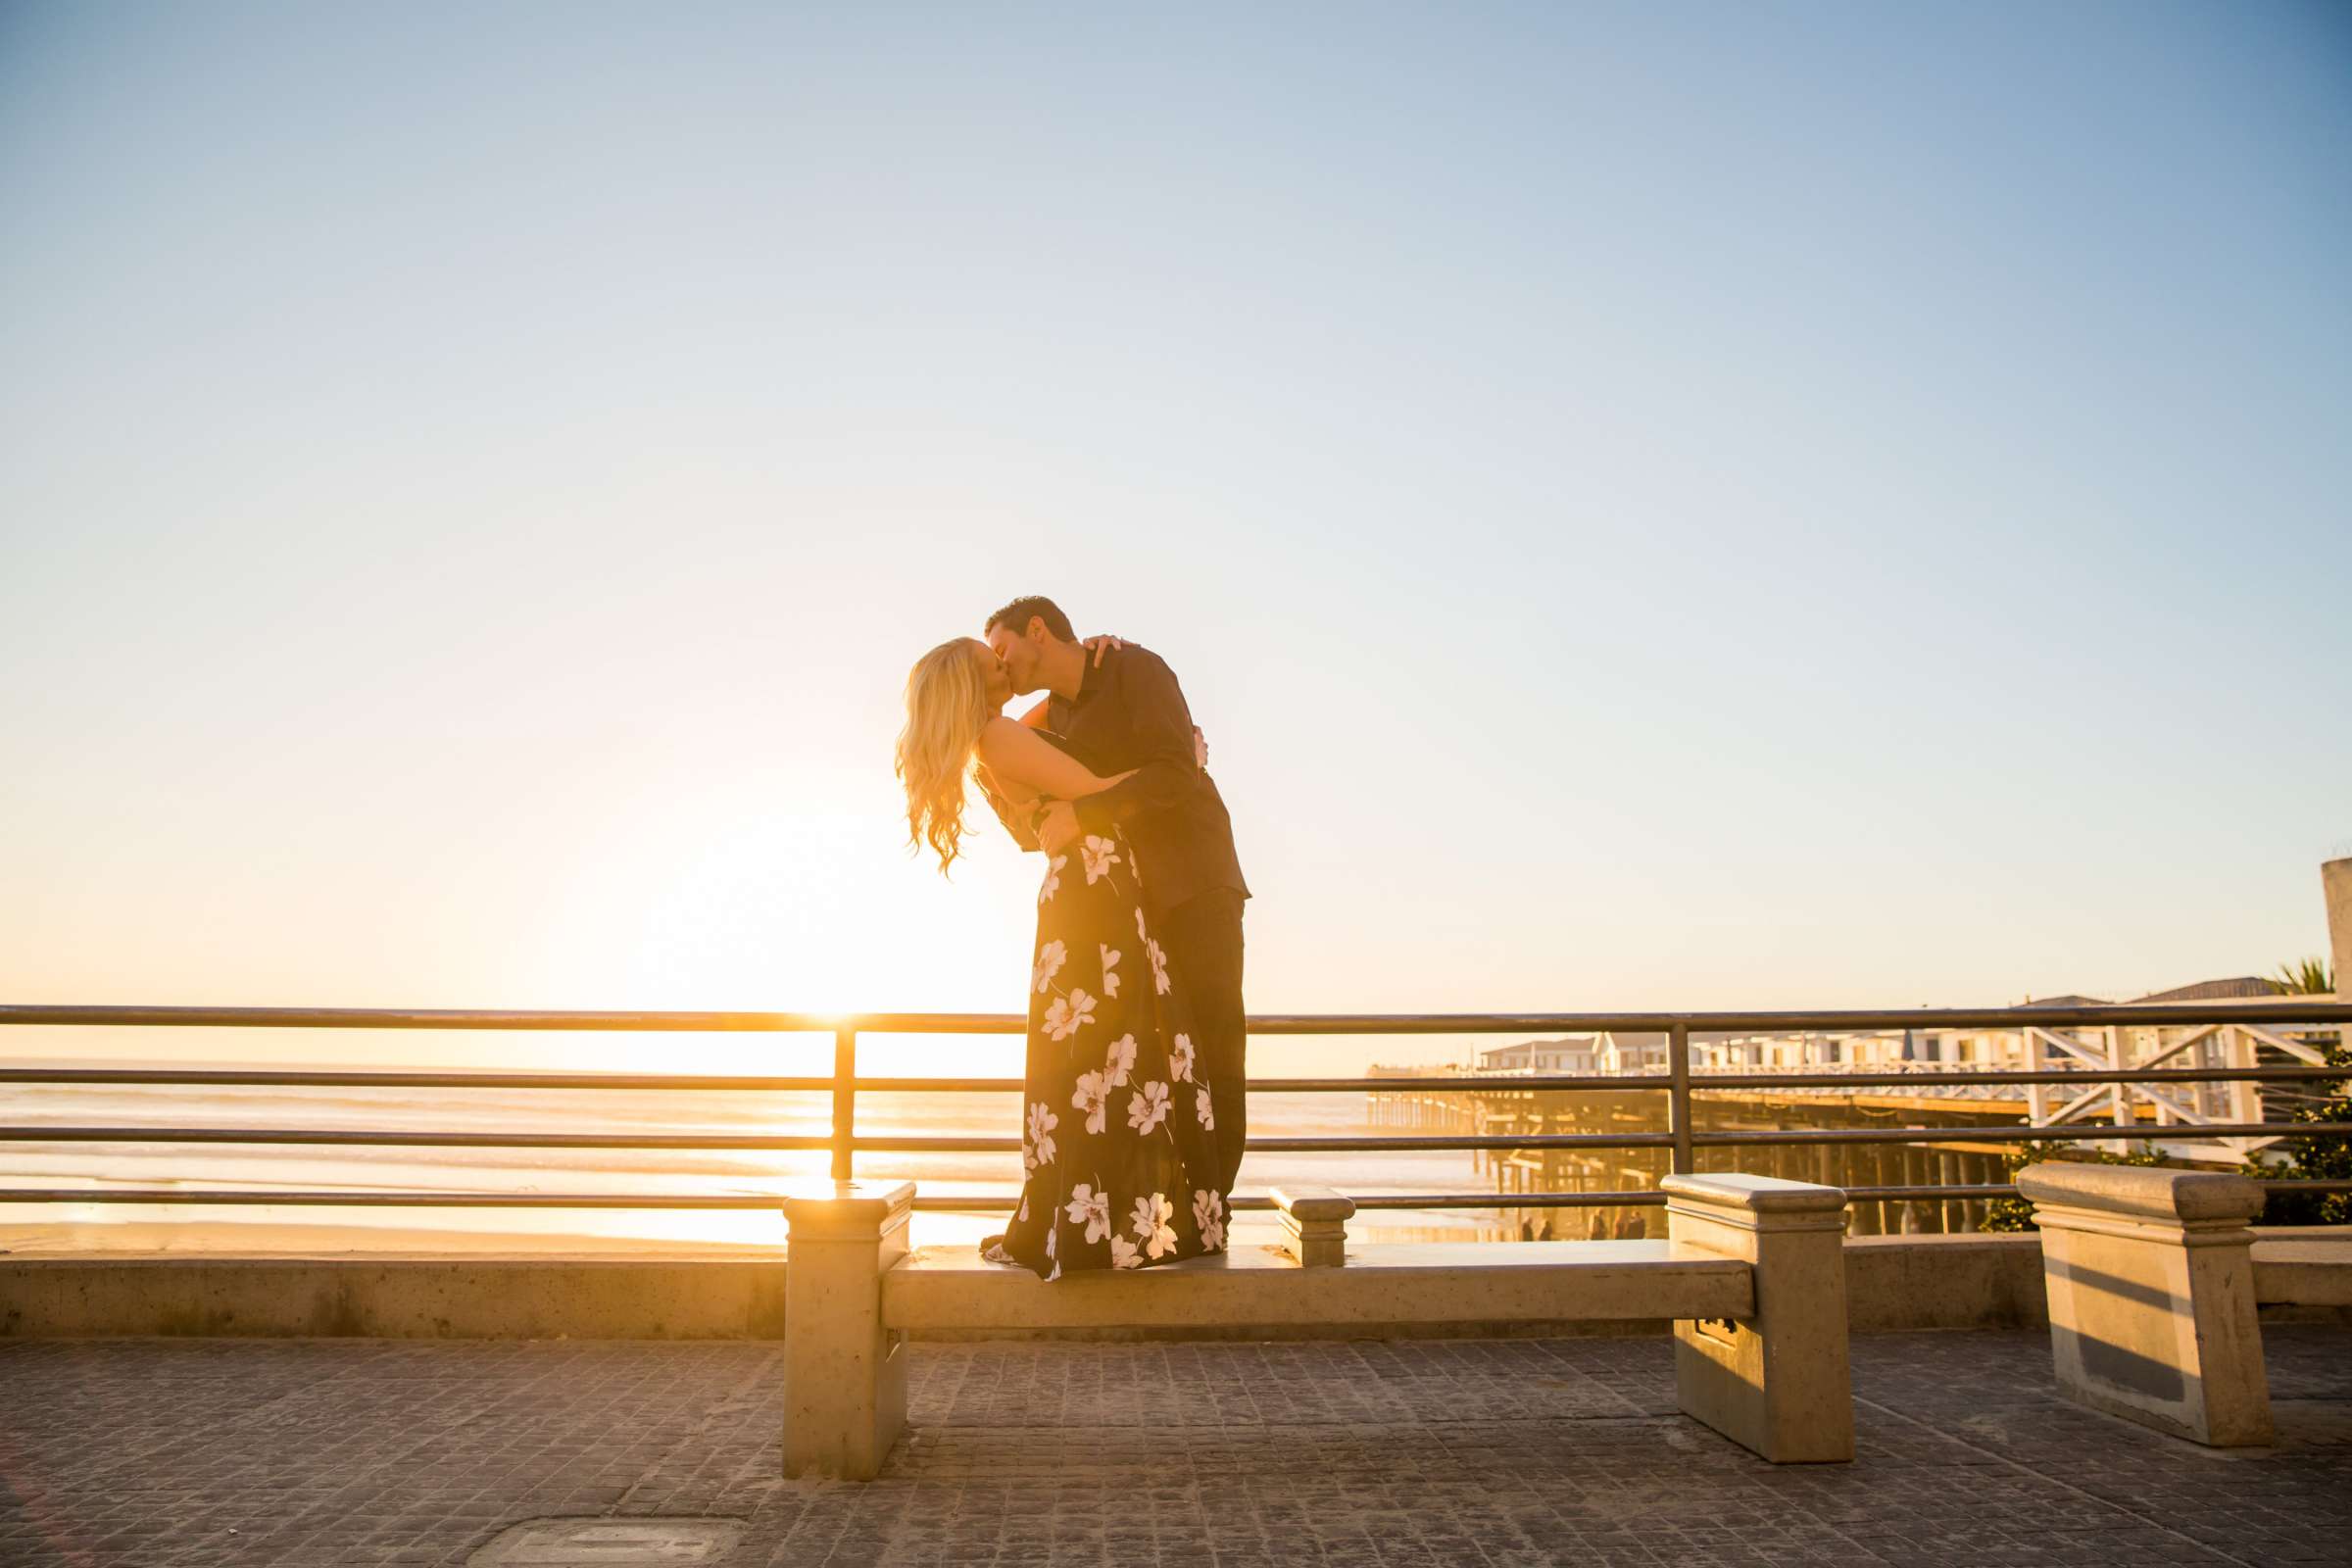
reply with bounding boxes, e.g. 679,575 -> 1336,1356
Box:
985,824 -> 1229,1279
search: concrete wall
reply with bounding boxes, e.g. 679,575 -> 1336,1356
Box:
4,1233 -> 2337,1341
0,1255 -> 789,1341
1843,1234 -> 2046,1332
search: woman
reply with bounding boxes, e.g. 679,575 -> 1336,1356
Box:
895,637 -> 1229,1280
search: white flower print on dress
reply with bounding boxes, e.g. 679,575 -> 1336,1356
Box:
1193,1189 -> 1227,1252
1127,1080 -> 1171,1135
1103,1034 -> 1137,1088
1032,940 -> 1065,995
1135,906 -> 1149,944
1043,987 -> 1096,1042
1038,854 -> 1066,905
1109,1233 -> 1142,1269
1070,1071 -> 1108,1136
1063,1183 -> 1112,1244
1196,1085 -> 1215,1131
1131,1192 -> 1177,1259
1045,1223 -> 1057,1259
1080,834 -> 1121,885
1099,944 -> 1122,999
1147,938 -> 1171,996
1168,1033 -> 1195,1083
1024,1102 -> 1058,1171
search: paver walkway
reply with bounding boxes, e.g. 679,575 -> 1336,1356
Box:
3,1328 -> 2349,1566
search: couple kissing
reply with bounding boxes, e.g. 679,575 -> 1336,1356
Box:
895,596 -> 1249,1281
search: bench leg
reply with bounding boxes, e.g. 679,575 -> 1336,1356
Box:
781,1182 -> 914,1480
1664,1174 -> 1854,1463
2017,1165 -> 2272,1446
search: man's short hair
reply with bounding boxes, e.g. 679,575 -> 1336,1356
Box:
985,595 -> 1075,643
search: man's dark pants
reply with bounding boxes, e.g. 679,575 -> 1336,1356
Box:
1157,888 -> 1248,1194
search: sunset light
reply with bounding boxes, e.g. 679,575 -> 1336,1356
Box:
3,7 -> 2348,1556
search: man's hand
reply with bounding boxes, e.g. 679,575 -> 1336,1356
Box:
1081,634 -> 1125,668
1193,725 -> 1207,770
1036,801 -> 1081,855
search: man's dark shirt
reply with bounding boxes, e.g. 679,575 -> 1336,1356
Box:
1004,644 -> 1249,916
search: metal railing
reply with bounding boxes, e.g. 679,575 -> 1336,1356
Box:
3,1001 -> 2349,1219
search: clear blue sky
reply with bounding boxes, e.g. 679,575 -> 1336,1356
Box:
3,2 -> 2346,1072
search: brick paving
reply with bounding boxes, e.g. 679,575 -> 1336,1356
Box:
2,1327 -> 2348,1566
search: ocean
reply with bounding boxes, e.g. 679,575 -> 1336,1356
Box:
0,1080 -> 1517,1253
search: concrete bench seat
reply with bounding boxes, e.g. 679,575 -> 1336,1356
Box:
779,1171 -> 1855,1479
2018,1164 -> 2352,1446
883,1237 -> 1756,1333
2253,1233 -> 2352,1307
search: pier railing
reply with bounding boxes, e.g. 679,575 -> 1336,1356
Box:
3,1001 -> 2349,1219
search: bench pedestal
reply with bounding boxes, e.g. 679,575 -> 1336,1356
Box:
780,1181 -> 913,1480
1664,1173 -> 1855,1463
2017,1163 -> 2272,1446
1272,1185 -> 1355,1267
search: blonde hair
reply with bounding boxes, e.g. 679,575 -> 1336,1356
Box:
895,638 -> 996,872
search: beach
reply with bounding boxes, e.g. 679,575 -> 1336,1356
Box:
0,1080 -> 1516,1255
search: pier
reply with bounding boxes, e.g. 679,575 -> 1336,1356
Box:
1367,1071 -> 2024,1237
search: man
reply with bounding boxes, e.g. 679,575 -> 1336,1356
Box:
980,595 -> 1250,1194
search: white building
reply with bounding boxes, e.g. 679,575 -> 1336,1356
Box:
1472,979 -> 2324,1096
1475,1033 -> 1669,1075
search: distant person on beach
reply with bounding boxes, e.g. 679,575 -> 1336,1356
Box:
891,596 -> 1248,1279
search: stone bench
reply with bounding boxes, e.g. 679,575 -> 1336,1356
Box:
779,1172 -> 1856,1479
2017,1162 -> 2352,1446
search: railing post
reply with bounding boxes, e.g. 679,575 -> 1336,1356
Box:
831,1026 -> 858,1183
2107,1024 -> 2134,1156
2226,1027 -> 2262,1131
1667,1022 -> 1694,1175
2025,1026 -> 2049,1126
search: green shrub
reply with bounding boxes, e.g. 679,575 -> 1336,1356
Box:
2247,1039 -> 2352,1226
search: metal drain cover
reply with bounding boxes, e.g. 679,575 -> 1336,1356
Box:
468,1517 -> 747,1565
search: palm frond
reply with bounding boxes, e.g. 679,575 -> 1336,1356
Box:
2270,956 -> 2336,996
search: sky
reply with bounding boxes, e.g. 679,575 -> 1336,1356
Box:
3,2 -> 2348,1077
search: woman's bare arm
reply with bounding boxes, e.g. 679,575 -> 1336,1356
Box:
973,761 -> 1042,851
977,717 -> 1134,804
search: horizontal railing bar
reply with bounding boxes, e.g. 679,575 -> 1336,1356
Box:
0,1128 -> 1680,1152
0,1190 -> 797,1208
8,1124 -> 2348,1152
5,1003 -> 2347,1033
0,1006 -> 859,1033
1690,1122 -> 2352,1147
7,1182 -> 2345,1212
0,1069 -> 848,1091
0,1129 -> 838,1150
6,1064 -> 2343,1093
1690,1066 -> 2352,1090
1338,1066 -> 2352,1093
0,1188 -> 1289,1213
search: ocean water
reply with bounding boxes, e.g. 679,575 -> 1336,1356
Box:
0,1081 -> 1519,1252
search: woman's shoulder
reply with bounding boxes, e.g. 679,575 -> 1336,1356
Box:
977,714 -> 1024,759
